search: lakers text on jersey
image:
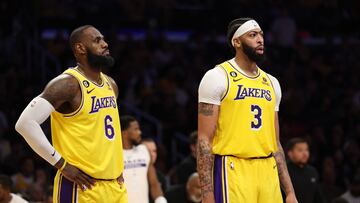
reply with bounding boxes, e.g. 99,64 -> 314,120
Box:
212,61 -> 277,158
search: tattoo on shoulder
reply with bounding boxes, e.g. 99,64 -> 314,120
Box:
198,103 -> 214,116
41,74 -> 79,105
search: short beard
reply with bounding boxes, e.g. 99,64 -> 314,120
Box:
132,139 -> 141,146
87,49 -> 115,70
242,42 -> 266,64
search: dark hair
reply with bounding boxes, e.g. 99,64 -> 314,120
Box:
69,25 -> 93,51
332,197 -> 349,203
349,172 -> 360,185
227,17 -> 254,53
190,131 -> 198,145
286,138 -> 307,151
141,137 -> 156,144
120,115 -> 137,131
0,174 -> 12,190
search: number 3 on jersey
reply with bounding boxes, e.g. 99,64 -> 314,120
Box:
251,105 -> 262,130
104,115 -> 115,139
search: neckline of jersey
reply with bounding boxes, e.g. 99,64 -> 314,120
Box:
228,58 -> 261,79
73,67 -> 105,87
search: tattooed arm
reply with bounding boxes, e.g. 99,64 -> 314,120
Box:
15,74 -> 79,168
197,102 -> 219,203
274,112 -> 298,203
19,74 -> 95,190
40,74 -> 81,111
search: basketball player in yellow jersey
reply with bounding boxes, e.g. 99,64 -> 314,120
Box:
15,25 -> 128,203
197,18 -> 298,203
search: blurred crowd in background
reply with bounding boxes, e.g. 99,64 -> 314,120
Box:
0,0 -> 360,202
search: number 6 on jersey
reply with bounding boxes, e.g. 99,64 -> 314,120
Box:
104,115 -> 115,139
251,105 -> 262,130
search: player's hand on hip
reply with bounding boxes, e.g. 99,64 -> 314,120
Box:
117,173 -> 125,188
285,193 -> 298,203
61,163 -> 96,191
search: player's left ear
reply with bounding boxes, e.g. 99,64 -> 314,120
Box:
75,43 -> 86,55
233,38 -> 242,49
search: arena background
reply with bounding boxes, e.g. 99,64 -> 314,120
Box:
0,0 -> 360,202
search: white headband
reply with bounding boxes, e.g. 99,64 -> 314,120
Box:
231,20 -> 261,47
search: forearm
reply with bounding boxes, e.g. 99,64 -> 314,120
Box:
274,143 -> 295,195
197,136 -> 214,199
150,181 -> 163,199
15,97 -> 61,165
148,164 -> 165,200
197,102 -> 218,202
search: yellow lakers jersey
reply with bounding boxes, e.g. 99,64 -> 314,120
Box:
51,67 -> 124,179
212,61 -> 278,158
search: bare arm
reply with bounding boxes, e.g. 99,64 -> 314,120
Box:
274,112 -> 297,202
40,74 -> 95,189
147,148 -> 164,200
197,102 -> 219,203
40,74 -> 80,110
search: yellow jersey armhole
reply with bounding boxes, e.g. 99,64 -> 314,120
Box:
218,65 -> 230,101
61,73 -> 85,118
103,74 -> 117,96
265,73 -> 276,93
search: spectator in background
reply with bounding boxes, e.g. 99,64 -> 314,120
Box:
142,137 -> 169,202
286,138 -> 325,203
121,115 -> 167,203
271,8 -> 297,48
0,174 -> 28,203
11,157 -> 34,195
343,140 -> 360,180
43,186 -> 53,203
165,172 -> 201,203
167,131 -> 197,185
321,156 -> 344,202
0,111 -> 10,165
26,184 -> 45,203
338,171 -> 360,203
332,197 -> 349,203
24,168 -> 50,202
32,168 -> 49,191
271,7 -> 297,64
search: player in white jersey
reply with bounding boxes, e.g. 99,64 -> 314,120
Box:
0,174 -> 29,203
121,116 -> 167,203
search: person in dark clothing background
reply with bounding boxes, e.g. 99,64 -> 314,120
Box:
286,138 -> 325,203
337,171 -> 360,203
167,131 -> 197,185
165,172 -> 201,203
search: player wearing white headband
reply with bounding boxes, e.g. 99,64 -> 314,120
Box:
197,18 -> 298,203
